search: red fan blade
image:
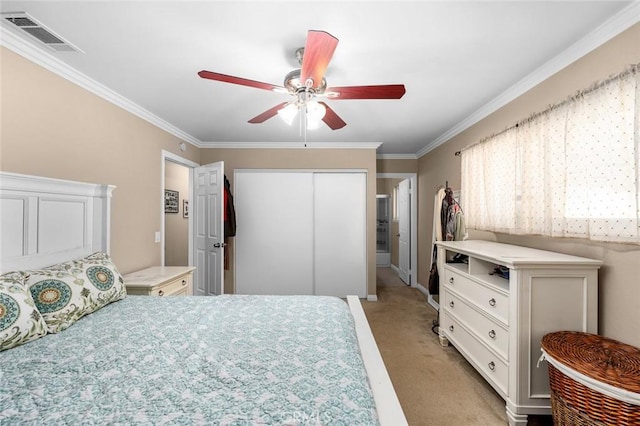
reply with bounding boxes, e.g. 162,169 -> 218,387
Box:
198,70 -> 285,92
299,30 -> 339,90
319,102 -> 346,130
325,84 -> 406,100
248,102 -> 289,123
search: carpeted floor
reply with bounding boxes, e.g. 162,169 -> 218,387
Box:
361,268 -> 554,426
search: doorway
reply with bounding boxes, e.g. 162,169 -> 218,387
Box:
160,150 -> 197,266
164,160 -> 189,266
376,173 -> 417,287
161,151 -> 224,296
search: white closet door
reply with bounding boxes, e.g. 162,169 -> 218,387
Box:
235,172 -> 314,295
313,173 -> 367,298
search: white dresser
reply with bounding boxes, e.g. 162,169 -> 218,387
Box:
124,266 -> 196,297
436,240 -> 601,425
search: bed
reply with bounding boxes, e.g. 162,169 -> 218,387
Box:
0,172 -> 407,425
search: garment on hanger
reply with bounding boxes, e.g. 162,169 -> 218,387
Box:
429,187 -> 446,296
442,188 -> 466,242
223,175 -> 237,271
224,175 -> 236,238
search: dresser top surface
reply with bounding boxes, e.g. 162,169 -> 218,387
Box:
437,240 -> 602,267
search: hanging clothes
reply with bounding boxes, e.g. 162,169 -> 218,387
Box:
442,188 -> 466,242
440,189 -> 454,241
223,175 -> 237,271
432,186 -> 468,293
429,187 -> 446,296
224,175 -> 236,238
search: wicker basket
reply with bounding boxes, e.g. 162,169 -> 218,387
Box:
541,331 -> 640,426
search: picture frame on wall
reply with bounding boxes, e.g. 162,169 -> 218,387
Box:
183,200 -> 189,218
165,189 -> 179,213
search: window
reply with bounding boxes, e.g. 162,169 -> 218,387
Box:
461,64 -> 639,243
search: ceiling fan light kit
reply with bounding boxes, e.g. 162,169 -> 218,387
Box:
198,30 -> 406,131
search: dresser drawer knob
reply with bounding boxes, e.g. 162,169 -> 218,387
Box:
449,277 -> 455,284
488,329 -> 496,339
489,298 -> 496,307
158,290 -> 165,296
488,361 -> 495,371
449,325 -> 454,332
449,301 -> 455,308
182,279 -> 187,286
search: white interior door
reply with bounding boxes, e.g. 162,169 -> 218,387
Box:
314,173 -> 366,298
235,172 -> 314,295
193,162 -> 224,296
397,178 -> 410,284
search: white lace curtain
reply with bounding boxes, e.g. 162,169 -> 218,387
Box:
461,64 -> 639,243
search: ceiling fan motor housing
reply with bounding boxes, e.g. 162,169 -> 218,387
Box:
284,69 -> 326,95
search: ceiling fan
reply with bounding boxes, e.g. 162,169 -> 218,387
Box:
198,30 -> 406,130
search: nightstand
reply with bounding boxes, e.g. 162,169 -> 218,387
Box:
123,266 -> 196,296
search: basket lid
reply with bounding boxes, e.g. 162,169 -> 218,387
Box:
541,331 -> 640,394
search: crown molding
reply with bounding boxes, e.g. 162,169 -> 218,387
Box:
416,2 -> 640,158
376,153 -> 418,160
199,141 -> 383,149
0,25 -> 203,148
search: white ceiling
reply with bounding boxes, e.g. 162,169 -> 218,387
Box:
1,1 -> 637,156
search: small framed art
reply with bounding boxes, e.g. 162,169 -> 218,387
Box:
165,189 -> 179,213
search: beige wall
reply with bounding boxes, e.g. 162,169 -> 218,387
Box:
0,47 -> 200,274
200,148 -> 378,295
164,161 -> 189,266
418,23 -> 640,347
376,158 -> 418,174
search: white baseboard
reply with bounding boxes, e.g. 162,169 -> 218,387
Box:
367,294 -> 378,302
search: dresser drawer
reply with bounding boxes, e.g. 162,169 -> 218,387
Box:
442,314 -> 508,396
443,289 -> 509,360
444,267 -> 509,325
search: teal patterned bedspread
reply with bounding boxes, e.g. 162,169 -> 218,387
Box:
0,295 -> 379,425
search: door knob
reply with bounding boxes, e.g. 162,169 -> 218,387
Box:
213,242 -> 227,248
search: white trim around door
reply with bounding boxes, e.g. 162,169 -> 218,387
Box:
376,173 -> 418,288
161,150 -> 199,267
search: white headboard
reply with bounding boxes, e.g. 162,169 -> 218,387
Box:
0,172 -> 115,274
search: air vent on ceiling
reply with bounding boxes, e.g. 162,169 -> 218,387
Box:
1,12 -> 81,52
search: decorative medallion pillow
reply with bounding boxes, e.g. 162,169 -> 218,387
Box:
25,252 -> 127,333
0,271 -> 49,351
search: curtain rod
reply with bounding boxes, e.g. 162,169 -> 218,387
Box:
460,62 -> 638,154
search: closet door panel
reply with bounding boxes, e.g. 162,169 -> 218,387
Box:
314,173 -> 367,298
235,172 -> 314,295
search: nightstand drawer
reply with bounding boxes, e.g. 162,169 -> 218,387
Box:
151,274 -> 191,296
